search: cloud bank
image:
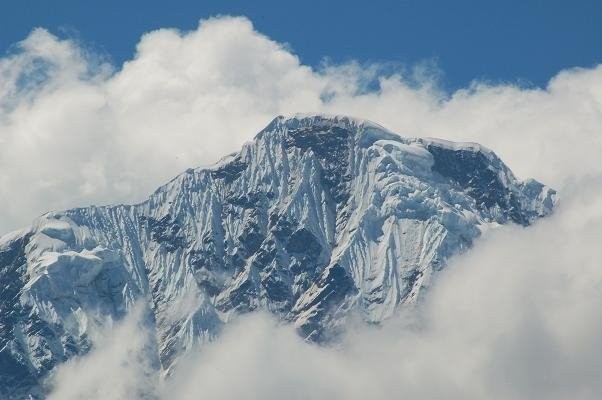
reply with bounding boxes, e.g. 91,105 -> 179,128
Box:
1,15 -> 601,400
1,16 -> 600,234
49,180 -> 602,399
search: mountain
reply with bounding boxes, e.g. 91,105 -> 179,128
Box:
0,114 -> 555,398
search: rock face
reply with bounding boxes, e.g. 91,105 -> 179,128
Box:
0,114 -> 555,398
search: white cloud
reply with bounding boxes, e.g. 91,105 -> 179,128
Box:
0,16 -> 325,233
52,178 -> 601,400
47,304 -> 159,400
52,182 -> 602,399
161,176 -> 601,400
2,16 -> 600,234
2,15 -> 601,400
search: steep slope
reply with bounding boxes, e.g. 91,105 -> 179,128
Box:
0,114 -> 556,398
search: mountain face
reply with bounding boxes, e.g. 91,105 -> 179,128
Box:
0,114 -> 555,398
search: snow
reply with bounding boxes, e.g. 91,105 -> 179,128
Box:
416,137 -> 494,156
0,228 -> 25,248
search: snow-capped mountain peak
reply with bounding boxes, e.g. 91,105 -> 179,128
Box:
0,114 -> 555,398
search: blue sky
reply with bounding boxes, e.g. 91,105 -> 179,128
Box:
2,0 -> 600,91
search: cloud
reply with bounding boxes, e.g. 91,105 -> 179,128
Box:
2,14 -> 601,400
161,176 -> 601,400
47,304 -> 159,400
50,179 -> 602,400
2,16 -> 600,234
0,16 -> 323,233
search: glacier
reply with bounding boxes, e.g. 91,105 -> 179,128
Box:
0,114 -> 556,398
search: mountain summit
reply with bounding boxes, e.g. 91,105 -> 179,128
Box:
0,114 -> 555,398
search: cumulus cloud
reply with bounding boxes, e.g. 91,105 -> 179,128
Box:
0,16 -> 322,233
2,14 -> 601,400
2,15 -> 600,234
